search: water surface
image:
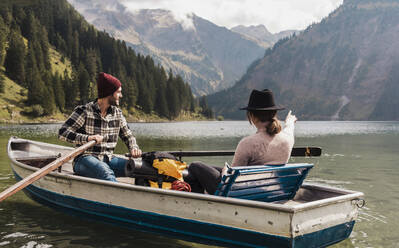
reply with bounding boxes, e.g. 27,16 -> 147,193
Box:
1,121 -> 398,247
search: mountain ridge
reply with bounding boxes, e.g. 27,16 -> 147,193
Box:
67,0 -> 292,95
231,25 -> 297,48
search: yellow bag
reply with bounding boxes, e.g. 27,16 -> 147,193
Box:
149,158 -> 187,189
149,181 -> 172,189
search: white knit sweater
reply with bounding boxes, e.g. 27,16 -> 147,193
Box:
231,121 -> 295,166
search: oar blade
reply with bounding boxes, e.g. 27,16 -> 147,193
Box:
0,140 -> 96,202
290,147 -> 322,157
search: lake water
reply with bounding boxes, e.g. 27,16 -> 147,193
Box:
0,121 -> 398,248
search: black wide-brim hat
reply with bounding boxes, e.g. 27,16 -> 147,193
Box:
240,89 -> 285,111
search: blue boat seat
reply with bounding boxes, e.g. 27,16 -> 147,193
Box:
214,163 -> 313,202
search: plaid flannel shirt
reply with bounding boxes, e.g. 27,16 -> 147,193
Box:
58,100 -> 139,161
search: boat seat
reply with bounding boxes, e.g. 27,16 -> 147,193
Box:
16,155 -> 61,169
214,163 -> 313,202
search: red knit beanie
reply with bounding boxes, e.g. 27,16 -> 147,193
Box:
97,72 -> 122,98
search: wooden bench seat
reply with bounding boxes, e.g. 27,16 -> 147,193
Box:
214,163 -> 313,202
16,155 -> 61,168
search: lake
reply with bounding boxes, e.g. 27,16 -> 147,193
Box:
1,121 -> 399,247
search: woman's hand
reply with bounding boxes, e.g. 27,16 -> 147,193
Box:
88,135 -> 103,144
285,110 -> 297,124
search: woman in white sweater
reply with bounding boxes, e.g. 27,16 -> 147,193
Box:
185,89 -> 297,194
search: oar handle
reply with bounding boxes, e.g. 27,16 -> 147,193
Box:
0,140 -> 96,202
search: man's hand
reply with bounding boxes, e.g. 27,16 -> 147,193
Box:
88,135 -> 103,144
130,148 -> 142,158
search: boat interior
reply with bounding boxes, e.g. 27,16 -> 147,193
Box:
9,138 -> 357,206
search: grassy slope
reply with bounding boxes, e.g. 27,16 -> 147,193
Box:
0,46 -> 71,123
0,71 -> 27,122
0,73 -> 67,123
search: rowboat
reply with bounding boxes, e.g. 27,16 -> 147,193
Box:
6,136 -> 364,248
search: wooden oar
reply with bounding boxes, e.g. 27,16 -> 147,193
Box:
167,147 -> 322,158
0,140 -> 96,202
126,147 -> 322,158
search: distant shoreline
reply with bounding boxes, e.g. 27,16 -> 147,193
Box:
0,115 -> 215,125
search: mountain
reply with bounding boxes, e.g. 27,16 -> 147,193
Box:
209,0 -> 399,121
67,0 -> 267,95
231,25 -> 297,48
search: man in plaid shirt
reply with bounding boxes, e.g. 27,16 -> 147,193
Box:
59,72 -> 142,181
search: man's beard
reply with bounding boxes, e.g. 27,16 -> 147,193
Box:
110,97 -> 119,106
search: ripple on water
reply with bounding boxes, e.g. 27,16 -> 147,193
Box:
359,210 -> 388,224
2,232 -> 29,238
1,233 -> 53,248
323,153 -> 346,157
306,177 -> 354,186
21,241 -> 53,248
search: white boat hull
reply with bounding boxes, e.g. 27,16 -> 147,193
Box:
7,137 -> 364,248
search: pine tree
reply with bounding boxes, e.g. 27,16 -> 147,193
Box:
65,16 -> 73,58
0,73 -> 5,93
137,77 -> 153,114
0,16 -> 9,67
77,63 -> 90,104
199,96 -> 208,112
63,71 -> 78,110
199,96 -> 214,119
12,5 -> 26,26
40,26 -> 51,70
125,77 -> 138,109
21,13 -> 49,71
155,83 -> 169,118
55,33 -> 67,54
22,12 -> 38,41
72,30 -> 79,66
25,41 -> 38,92
27,71 -> 46,106
166,70 -> 180,119
53,72 -> 65,112
0,6 -> 12,27
154,67 -> 169,117
84,48 -> 98,79
175,75 -> 186,111
41,71 -> 57,115
4,31 -> 26,85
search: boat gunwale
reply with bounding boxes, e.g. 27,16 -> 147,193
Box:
7,137 -> 364,214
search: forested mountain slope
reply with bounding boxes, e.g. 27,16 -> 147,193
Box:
0,0 -> 212,122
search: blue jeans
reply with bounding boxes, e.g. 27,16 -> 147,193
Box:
73,155 -> 127,182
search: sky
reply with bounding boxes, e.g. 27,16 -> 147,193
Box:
122,0 -> 344,33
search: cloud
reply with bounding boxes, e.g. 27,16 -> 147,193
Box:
172,11 -> 195,31
121,0 -> 343,33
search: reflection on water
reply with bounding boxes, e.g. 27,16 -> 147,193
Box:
1,121 -> 399,247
